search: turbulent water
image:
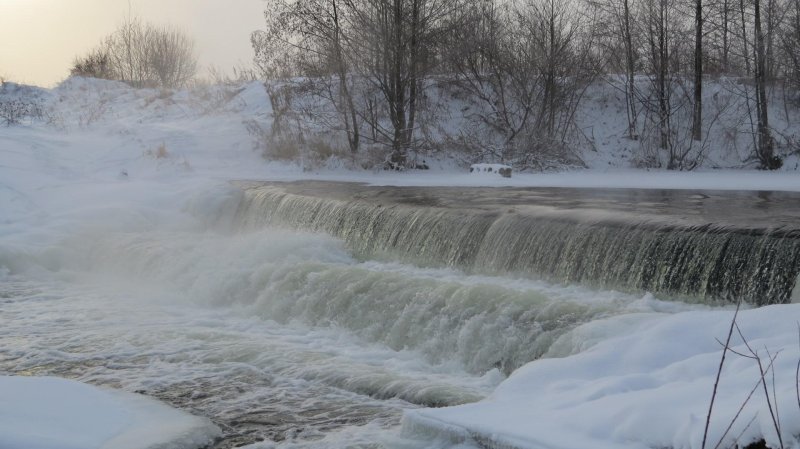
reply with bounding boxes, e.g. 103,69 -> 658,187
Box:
1,182 -> 796,448
236,182 -> 800,305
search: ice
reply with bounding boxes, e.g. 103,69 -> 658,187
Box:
0,376 -> 220,449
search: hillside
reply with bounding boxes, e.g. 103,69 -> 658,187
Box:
2,76 -> 800,174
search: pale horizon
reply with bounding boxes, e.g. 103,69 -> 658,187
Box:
0,0 -> 266,87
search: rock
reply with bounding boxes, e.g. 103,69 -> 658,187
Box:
470,163 -> 512,178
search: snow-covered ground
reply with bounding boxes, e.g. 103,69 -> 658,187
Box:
0,376 -> 219,449
406,304 -> 800,449
1,77 -> 799,449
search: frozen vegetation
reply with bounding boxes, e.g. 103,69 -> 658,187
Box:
0,77 -> 799,449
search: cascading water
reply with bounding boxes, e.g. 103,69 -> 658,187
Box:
2,222 -> 683,448
3,180 -> 799,448
235,181 -> 800,305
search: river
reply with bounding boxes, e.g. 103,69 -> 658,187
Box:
1,182 -> 798,448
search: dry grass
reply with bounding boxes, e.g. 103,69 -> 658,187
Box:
144,143 -> 170,159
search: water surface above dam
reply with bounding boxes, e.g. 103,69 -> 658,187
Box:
237,180 -> 800,231
236,181 -> 800,304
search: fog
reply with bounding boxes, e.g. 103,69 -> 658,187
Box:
0,0 -> 265,87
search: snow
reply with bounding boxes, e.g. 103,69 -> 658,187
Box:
2,77 -> 800,449
0,376 -> 220,449
406,305 -> 800,449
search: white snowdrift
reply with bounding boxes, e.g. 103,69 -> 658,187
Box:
406,304 -> 800,449
0,376 -> 220,449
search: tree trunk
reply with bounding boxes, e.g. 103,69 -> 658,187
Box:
405,0 -> 420,153
658,0 -> 669,153
692,0 -> 703,141
332,0 -> 360,153
722,0 -> 729,71
765,0 -> 775,79
623,0 -> 638,140
740,0 -> 751,75
754,0 -> 778,168
391,0 -> 408,160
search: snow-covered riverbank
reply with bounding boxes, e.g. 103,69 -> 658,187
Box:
0,376 -> 219,449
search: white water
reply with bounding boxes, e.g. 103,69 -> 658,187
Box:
0,186 -> 704,448
4,78 -> 800,449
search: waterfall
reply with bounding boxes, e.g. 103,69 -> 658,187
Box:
35,226 -> 657,377
13,179 -> 794,449
234,182 -> 800,305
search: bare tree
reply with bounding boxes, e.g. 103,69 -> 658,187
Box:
71,48 -> 114,80
754,0 -> 781,168
593,0 -> 640,140
721,0 -> 731,71
72,17 -> 198,88
244,0 -> 800,170
345,0 -> 465,166
253,0 -> 361,153
783,0 -> 800,90
447,1 -> 538,160
645,0 -> 673,153
443,0 -> 595,169
693,0 -> 703,141
623,0 -> 640,140
147,25 -> 197,89
637,0 -> 714,170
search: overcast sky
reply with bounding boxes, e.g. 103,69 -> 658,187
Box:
0,0 -> 266,87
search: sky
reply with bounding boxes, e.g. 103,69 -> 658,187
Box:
0,0 -> 267,87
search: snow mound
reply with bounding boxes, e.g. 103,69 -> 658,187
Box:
0,376 -> 220,449
404,304 -> 800,449
0,81 -> 52,102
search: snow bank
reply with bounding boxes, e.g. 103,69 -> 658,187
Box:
405,304 -> 800,449
0,376 -> 220,449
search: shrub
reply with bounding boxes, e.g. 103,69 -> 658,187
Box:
71,48 -> 114,80
0,83 -> 44,126
71,17 -> 197,88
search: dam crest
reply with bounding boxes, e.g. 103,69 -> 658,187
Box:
234,181 -> 800,306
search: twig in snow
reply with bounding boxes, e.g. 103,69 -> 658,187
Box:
703,300 -> 741,449
713,354 -> 779,449
796,323 -> 800,412
730,413 -> 759,449
735,323 -> 784,449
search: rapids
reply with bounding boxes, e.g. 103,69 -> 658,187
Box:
3,181 -> 797,448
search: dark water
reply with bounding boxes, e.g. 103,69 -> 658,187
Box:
3,182 -> 796,448
235,181 -> 800,305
